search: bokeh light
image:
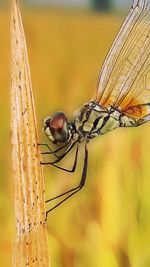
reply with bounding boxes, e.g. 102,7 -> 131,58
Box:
1,0 -> 150,266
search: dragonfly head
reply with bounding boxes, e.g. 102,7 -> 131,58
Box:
44,112 -> 72,144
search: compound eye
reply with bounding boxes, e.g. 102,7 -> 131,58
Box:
49,112 -> 67,132
48,112 -> 70,144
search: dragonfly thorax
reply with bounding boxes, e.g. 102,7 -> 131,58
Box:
74,101 -> 122,140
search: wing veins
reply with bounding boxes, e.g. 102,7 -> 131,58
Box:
101,20 -> 150,106
97,5 -> 144,101
102,28 -> 150,106
117,44 -> 150,107
95,0 -> 150,109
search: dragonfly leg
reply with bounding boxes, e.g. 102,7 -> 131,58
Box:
46,143 -> 88,216
41,142 -> 69,155
41,140 -> 77,165
38,143 -> 60,159
38,143 -> 53,152
49,143 -> 79,173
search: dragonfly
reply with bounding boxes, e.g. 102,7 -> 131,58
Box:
41,0 -> 150,216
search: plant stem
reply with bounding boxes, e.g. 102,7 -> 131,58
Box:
10,0 -> 50,266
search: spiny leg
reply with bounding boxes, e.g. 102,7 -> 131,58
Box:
38,143 -> 70,159
41,142 -> 79,173
49,143 -> 79,173
45,144 -> 79,203
46,143 -> 87,202
41,142 -> 70,155
46,143 -> 88,216
41,140 -> 78,165
38,143 -> 60,159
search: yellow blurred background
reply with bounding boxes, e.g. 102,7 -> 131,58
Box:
1,2 -> 150,267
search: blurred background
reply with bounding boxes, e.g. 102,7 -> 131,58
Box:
1,0 -> 150,266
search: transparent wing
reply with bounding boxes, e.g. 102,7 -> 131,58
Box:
94,0 -> 150,111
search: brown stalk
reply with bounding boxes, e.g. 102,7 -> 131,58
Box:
10,0 -> 50,266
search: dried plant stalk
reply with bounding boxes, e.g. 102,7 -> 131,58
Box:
10,0 -> 50,266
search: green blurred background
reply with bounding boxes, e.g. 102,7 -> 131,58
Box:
1,0 -> 150,266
